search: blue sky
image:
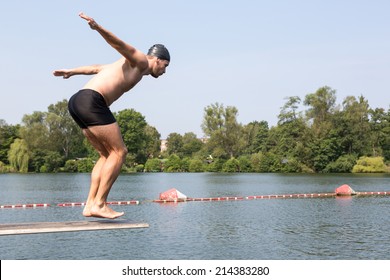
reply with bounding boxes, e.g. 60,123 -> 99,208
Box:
1,0 -> 389,138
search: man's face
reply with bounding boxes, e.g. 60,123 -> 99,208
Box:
152,59 -> 169,78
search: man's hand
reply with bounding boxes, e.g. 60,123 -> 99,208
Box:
77,12 -> 148,70
53,65 -> 102,78
79,12 -> 99,30
53,69 -> 72,79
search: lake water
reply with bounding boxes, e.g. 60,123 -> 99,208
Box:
1,173 -> 390,260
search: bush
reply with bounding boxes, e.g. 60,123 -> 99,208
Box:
144,158 -> 161,172
135,164 -> 144,172
164,154 -> 183,172
324,154 -> 357,173
43,151 -> 64,172
266,153 -> 283,172
30,150 -> 64,173
76,158 -> 95,173
0,161 -> 10,173
30,149 -> 47,172
250,153 -> 269,172
352,156 -> 387,173
206,158 -> 225,172
181,157 -> 190,172
39,165 -> 48,173
63,160 -> 78,172
280,157 -> 302,173
222,158 -> 240,172
188,158 -> 204,172
238,155 -> 252,172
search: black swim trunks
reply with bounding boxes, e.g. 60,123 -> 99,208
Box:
68,89 -> 116,129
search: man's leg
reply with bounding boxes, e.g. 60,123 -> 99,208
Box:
81,129 -> 110,217
82,156 -> 108,217
83,123 -> 128,219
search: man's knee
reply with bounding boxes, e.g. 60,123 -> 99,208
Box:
118,146 -> 128,162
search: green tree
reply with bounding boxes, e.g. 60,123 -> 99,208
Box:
237,155 -> 252,172
8,139 -> 29,172
304,86 -> 336,137
202,103 -> 245,158
369,107 -> 390,161
0,161 -> 10,173
250,152 -> 268,172
302,87 -> 345,171
40,151 -> 64,172
19,100 -> 86,171
46,100 -> 86,158
29,149 -> 47,172
144,125 -> 161,159
0,120 -> 19,164
250,152 -> 282,172
324,154 -> 357,173
242,121 -> 269,154
19,111 -> 49,151
352,156 -> 387,173
309,136 -> 340,172
265,96 -> 313,170
278,96 -> 302,124
205,158 -> 225,172
144,158 -> 162,172
222,157 -> 240,172
164,154 -> 183,172
115,109 -> 148,163
64,159 -> 78,172
381,108 -> 390,161
279,157 -> 303,173
182,132 -> 204,157
76,158 -> 95,173
339,95 -> 371,155
166,133 -> 183,155
188,158 -> 205,172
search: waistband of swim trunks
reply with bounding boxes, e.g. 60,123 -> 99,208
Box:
78,89 -> 109,106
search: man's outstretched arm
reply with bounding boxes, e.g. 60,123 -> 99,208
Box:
79,12 -> 148,70
53,64 -> 103,79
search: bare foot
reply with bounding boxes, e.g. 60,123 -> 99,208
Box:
82,201 -> 94,217
90,204 -> 124,219
83,206 -> 92,217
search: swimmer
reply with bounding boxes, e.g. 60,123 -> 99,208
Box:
53,12 -> 170,219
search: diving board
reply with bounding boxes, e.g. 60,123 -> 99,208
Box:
0,219 -> 149,236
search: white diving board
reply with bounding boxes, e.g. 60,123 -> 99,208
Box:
0,219 -> 149,236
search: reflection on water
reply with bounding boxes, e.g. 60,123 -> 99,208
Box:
1,173 -> 390,260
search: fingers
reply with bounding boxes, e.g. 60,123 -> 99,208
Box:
53,70 -> 62,76
53,70 -> 69,79
79,12 -> 94,23
79,12 -> 89,20
79,12 -> 98,29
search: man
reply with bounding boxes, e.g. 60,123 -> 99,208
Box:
53,13 -> 170,219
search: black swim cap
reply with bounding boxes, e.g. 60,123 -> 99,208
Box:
147,44 -> 170,61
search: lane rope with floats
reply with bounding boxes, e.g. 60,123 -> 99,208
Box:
0,203 -> 50,209
1,185 -> 390,209
152,185 -> 390,203
57,200 -> 140,207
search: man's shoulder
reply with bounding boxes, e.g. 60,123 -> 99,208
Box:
128,50 -> 149,70
107,57 -> 147,74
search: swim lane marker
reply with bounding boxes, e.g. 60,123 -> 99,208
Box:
2,185 -> 390,208
0,203 -> 50,209
57,200 -> 140,207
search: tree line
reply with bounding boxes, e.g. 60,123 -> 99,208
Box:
0,86 -> 389,173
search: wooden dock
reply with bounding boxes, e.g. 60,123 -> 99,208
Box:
0,220 -> 149,236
